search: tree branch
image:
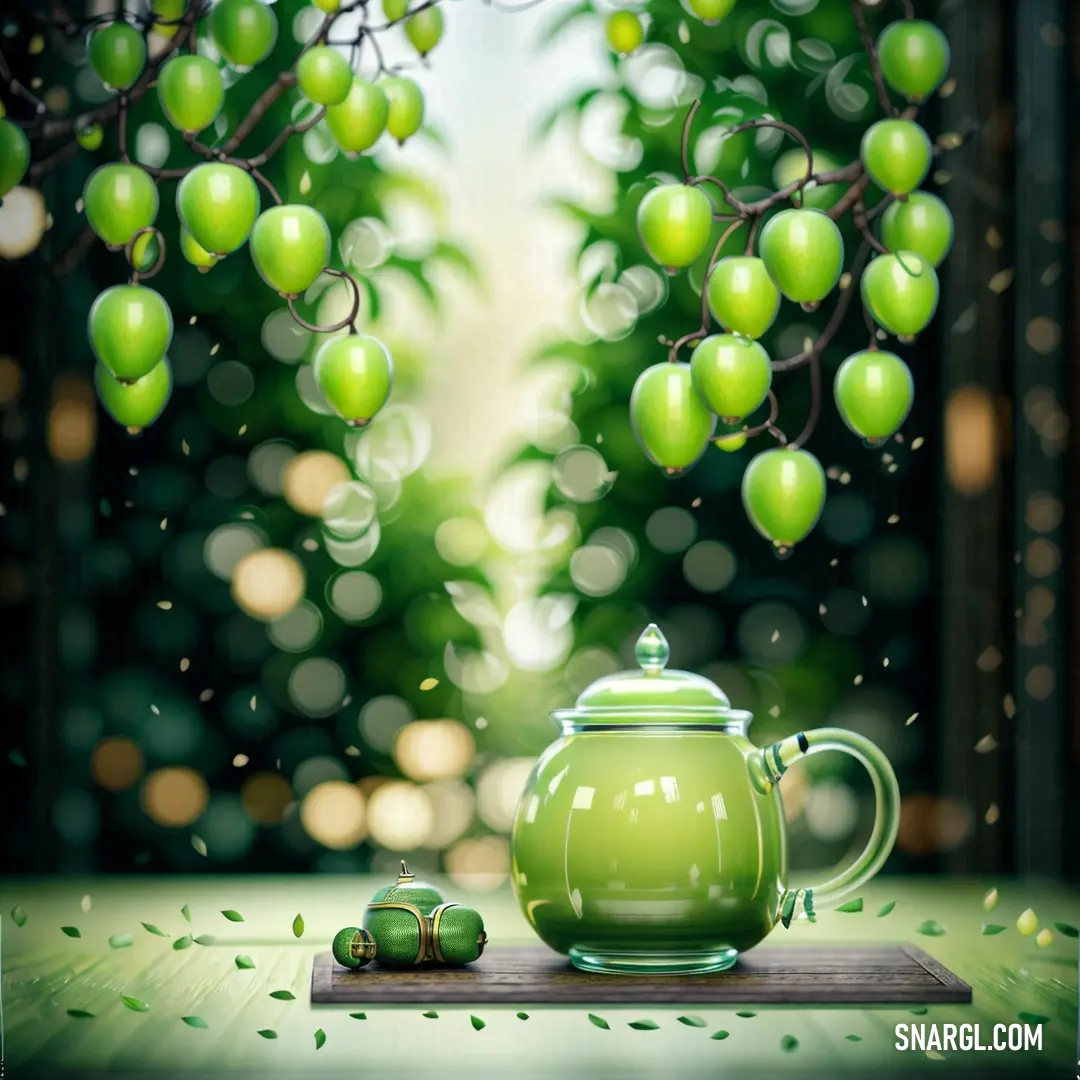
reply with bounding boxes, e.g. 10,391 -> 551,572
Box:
851,0 -> 897,117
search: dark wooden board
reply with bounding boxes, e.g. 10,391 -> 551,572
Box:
311,944 -> 971,1005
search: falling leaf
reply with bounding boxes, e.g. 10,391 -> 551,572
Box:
121,996 -> 150,1012
61,926 -> 81,938
180,658 -> 190,672
67,1009 -> 95,1018
981,924 -> 1006,935
835,898 -> 863,913
983,888 -> 999,911
181,439 -> 190,456
314,1027 -> 326,1049
988,268 -> 1014,294
174,935 -> 193,950
711,1029 -> 730,1040
222,910 -> 245,922
628,1019 -> 659,1030
1053,922 -> 1078,938
909,1006 -> 928,1015
142,922 -> 169,937
160,518 -> 167,530
235,955 -> 256,969
193,935 -> 217,945
780,1035 -> 799,1052
845,1034 -> 862,1042
470,1015 -> 486,1031
292,913 -> 305,938
516,1012 -> 529,1020
109,934 -> 134,949
735,1011 -> 757,1018
238,424 -> 247,436
1016,908 -> 1038,936
157,601 -> 172,610
677,1015 -> 706,1027
420,678 -> 439,691
1035,929 -> 1054,947
422,1010 -> 439,1019
906,713 -> 919,726
926,1049 -> 945,1060
249,695 -> 257,711
985,803 -> 1000,824
853,674 -> 863,686
587,1014 -> 610,1030
877,901 -> 896,918
916,921 -> 945,936
974,734 -> 998,753
182,1016 -> 208,1028
81,895 -> 92,913
8,749 -> 25,767
150,704 -> 160,715
11,905 -> 27,927
192,835 -> 208,856
269,990 -> 295,1001
349,1012 -> 366,1020
256,1029 -> 277,1039
1018,1012 -> 1048,1025
233,754 -> 249,767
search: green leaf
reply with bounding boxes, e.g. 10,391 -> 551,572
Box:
292,913 -> 304,939
432,241 -> 481,284
314,1028 -> 326,1050
221,910 -> 245,922
1018,1012 -> 1049,1025
109,933 -> 134,949
269,990 -> 295,1001
470,1015 -> 486,1031
235,954 -> 256,969
173,935 -> 193,950
876,901 -> 896,917
11,905 -> 27,927
61,925 -> 81,938
180,905 -> 191,922
121,996 -> 149,1013
587,1013 -> 610,1029
781,1035 -> 799,1052
677,1015 -> 707,1027
536,0 -> 592,48
193,935 -> 216,945
256,1029 -> 277,1039
735,1011 -> 757,1018
349,1012 -> 366,1020
909,1007 -> 928,1015
628,1019 -> 660,1030
417,123 -> 448,152
67,1009 -> 95,1018
1054,922 -> 1079,938
422,1010 -> 439,1019
711,1029 -> 730,1040
516,1011 -> 529,1020
141,922 -> 169,937
835,898 -> 863,913
845,1033 -> 863,1042
182,1016 -> 208,1028
916,920 -> 946,936
981,924 -> 1006,935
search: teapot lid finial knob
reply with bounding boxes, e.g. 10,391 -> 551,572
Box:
635,624 -> 670,675
398,860 -> 414,884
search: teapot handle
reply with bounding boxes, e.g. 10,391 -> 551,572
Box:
753,727 -> 901,929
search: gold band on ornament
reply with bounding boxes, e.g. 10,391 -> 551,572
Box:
476,929 -> 488,958
364,901 -> 429,965
429,903 -> 458,964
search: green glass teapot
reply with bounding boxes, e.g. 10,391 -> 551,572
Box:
510,625 -> 900,976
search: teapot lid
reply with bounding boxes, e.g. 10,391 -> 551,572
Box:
555,624 -> 747,726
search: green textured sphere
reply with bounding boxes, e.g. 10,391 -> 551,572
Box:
249,204 -> 331,297
706,256 -> 780,339
636,184 -> 713,272
296,46 -> 354,106
630,361 -> 717,474
741,447 -> 826,550
326,76 -> 389,154
0,119 -> 31,199
758,208 -> 844,305
179,226 -> 219,271
877,19 -> 950,102
331,926 -> 376,969
834,349 -> 914,441
382,76 -> 425,144
368,878 -> 444,915
88,21 -> 146,91
364,906 -> 425,968
83,163 -> 159,248
314,335 -> 394,426
686,0 -> 736,24
88,284 -> 174,383
95,359 -> 172,432
210,0 -> 278,68
861,119 -> 932,197
405,6 -> 444,56
690,334 -> 772,423
157,55 -> 225,134
861,251 -> 939,337
880,192 -> 954,267
433,904 -> 486,966
176,163 -> 260,256
606,11 -> 644,55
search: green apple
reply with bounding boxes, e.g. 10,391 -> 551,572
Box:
129,230 -> 159,272
176,163 -> 260,255
76,123 -> 104,151
880,191 -> 953,267
606,11 -> 644,55
686,0 -> 736,24
861,119 -> 932,197
157,55 -> 225,134
741,447 -> 826,549
772,147 -> 843,210
405,6 -> 444,55
758,208 -> 844,304
296,45 -> 353,106
314,334 -> 394,426
629,362 -> 717,474
637,183 -> 713,272
690,334 -> 772,423
706,256 -> 780,339
382,76 -> 425,144
714,432 -> 747,452
87,21 -> 146,91
0,119 -> 30,199
88,284 -> 173,383
834,349 -> 914,442
210,0 -> 278,68
249,204 -> 331,296
861,251 -> 939,337
326,76 -> 389,154
95,358 -> 172,432
877,19 -> 950,102
150,0 -> 185,39
315,0 -> 343,11
382,0 -> 409,19
179,226 -> 219,271
83,163 -> 159,247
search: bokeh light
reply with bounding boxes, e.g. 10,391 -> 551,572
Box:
240,772 -> 294,825
366,781 -> 434,850
141,767 -> 209,827
394,720 -> 476,781
90,737 -> 145,792
231,548 -> 306,621
300,781 -> 367,850
281,451 -> 352,516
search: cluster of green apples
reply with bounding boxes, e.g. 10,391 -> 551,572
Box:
605,0 -> 736,56
621,14 -> 952,555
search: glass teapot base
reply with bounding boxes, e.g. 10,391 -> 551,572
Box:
568,946 -> 738,976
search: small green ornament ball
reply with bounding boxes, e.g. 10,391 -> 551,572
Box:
332,926 -> 376,969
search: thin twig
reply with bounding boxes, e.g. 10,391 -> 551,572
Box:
850,0 -> 896,117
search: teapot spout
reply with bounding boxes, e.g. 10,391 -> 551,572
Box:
749,732 -> 809,794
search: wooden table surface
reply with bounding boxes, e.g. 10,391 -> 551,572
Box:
1,875 -> 1076,1079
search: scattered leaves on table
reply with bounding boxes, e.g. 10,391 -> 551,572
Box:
845,1034 -> 862,1042
835,898 -> 863,913
516,1012 -> 529,1020
1018,1012 -> 1048,1025
349,1012 -> 366,1020
710,1029 -> 730,1040
1016,908 -> 1038,936
61,926 -> 81,938
181,1016 -> 208,1029
587,1013 -> 610,1030
981,924 -> 1006,935
173,935 -> 193,950
235,954 -> 256,969
780,1035 -> 799,1052
256,1029 -> 277,1040
916,920 -> 945,936
66,1009 -> 95,1019
121,996 -> 149,1013
109,933 -> 134,949
193,935 -> 216,945
1054,922 -> 1079,938
628,1019 -> 659,1030
10,905 -> 27,927
269,990 -> 295,1001
314,1028 -> 326,1050
909,1006 -> 928,1016
735,1010 -> 757,1018
292,913 -> 305,939
422,1010 -> 439,1019
983,888 -> 999,911
221,910 -> 245,922
181,905 -> 192,923
877,901 -> 896,918
141,922 -> 169,937
677,1015 -> 707,1027
470,1015 -> 486,1031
